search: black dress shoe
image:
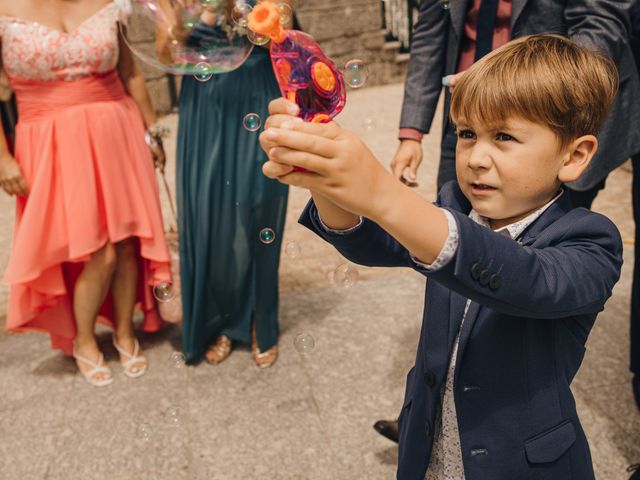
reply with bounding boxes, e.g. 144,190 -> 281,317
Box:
628,464 -> 640,480
373,419 -> 399,444
633,375 -> 640,411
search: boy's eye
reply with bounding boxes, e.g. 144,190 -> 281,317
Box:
496,132 -> 515,141
457,129 -> 476,139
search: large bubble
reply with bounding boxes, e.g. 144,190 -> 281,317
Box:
121,0 -> 258,76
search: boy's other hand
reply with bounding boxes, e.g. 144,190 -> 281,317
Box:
390,139 -> 422,187
259,99 -> 399,219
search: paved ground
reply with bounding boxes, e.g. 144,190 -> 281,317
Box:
0,83 -> 639,479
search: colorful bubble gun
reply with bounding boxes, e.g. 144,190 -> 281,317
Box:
248,2 -> 346,123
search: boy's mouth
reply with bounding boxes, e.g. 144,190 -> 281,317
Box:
470,182 -> 497,191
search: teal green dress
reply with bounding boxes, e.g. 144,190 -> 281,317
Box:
177,47 -> 288,363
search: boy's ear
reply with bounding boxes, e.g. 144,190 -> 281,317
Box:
557,135 -> 598,184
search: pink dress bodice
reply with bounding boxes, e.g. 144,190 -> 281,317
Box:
0,2 -> 126,82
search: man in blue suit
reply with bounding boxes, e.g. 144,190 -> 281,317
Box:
260,35 -> 622,479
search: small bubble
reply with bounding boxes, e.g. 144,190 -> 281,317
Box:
344,59 -> 368,89
276,3 -> 292,24
294,332 -> 316,354
164,406 -> 182,427
247,29 -> 270,46
285,241 -> 301,258
136,423 -> 153,442
441,0 -> 450,10
243,113 -> 262,132
329,263 -> 359,288
153,281 -> 176,302
260,228 -> 276,244
168,351 -> 186,368
231,3 -> 252,27
194,62 -> 213,82
362,117 -> 377,131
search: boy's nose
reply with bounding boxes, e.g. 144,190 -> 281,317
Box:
467,146 -> 493,170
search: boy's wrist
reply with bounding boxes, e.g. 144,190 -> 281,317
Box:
311,191 -> 361,230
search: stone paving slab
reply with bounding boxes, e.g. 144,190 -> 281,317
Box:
0,82 -> 638,479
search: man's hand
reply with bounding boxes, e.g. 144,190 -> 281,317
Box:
0,154 -> 28,196
390,139 -> 422,187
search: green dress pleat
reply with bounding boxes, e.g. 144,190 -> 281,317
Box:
176,47 -> 288,363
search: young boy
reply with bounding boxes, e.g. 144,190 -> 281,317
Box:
259,35 -> 622,480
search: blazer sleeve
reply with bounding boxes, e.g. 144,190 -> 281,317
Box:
398,0 -> 450,133
298,201 -> 413,268
423,209 -> 623,319
565,0 -> 632,62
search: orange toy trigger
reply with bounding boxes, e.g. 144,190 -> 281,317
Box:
247,2 -> 286,43
311,114 -> 330,123
311,62 -> 336,93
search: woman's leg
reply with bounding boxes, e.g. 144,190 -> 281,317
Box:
73,243 -> 117,381
111,238 -> 146,372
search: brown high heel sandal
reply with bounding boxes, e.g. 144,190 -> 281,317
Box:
251,324 -> 278,369
205,335 -> 233,364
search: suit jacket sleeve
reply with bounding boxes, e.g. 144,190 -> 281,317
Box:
399,0 -> 450,133
424,208 -> 623,319
565,0 -> 632,62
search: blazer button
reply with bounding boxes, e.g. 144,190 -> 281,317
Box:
423,371 -> 435,387
425,421 -> 432,437
471,263 -> 482,279
470,448 -> 489,456
479,270 -> 491,286
489,274 -> 501,290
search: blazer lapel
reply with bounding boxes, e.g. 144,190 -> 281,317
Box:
449,0 -> 473,39
519,191 -> 573,246
510,0 -> 528,31
452,300 -> 482,379
448,291 -> 468,351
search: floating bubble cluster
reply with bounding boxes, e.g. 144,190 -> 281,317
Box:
122,0 -> 258,77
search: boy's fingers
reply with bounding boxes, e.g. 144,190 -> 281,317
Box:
273,170 -> 322,190
263,128 -> 338,159
264,114 -> 302,131
268,147 -> 329,175
262,160 -> 295,179
268,98 -> 300,116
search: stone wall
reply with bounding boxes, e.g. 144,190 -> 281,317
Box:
129,1 -> 409,114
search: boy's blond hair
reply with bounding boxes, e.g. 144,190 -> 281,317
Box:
450,34 -> 618,150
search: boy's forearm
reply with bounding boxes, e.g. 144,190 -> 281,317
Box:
311,191 -> 361,230
369,178 -> 449,264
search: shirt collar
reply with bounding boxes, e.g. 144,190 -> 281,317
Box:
468,190 -> 564,240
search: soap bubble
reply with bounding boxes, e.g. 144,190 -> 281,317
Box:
121,0 -> 257,76
294,332 -> 316,354
136,422 -> 153,442
276,2 -> 292,24
168,351 -> 186,368
329,263 -> 359,288
243,113 -> 262,131
344,59 -> 368,88
153,281 -> 176,302
260,228 -> 276,244
247,29 -> 270,45
194,61 -> 213,81
164,406 -> 183,427
362,117 -> 377,131
285,241 -> 301,258
441,0 -> 451,10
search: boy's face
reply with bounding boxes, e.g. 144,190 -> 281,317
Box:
454,116 -> 566,230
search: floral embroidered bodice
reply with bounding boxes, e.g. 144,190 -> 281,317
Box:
0,2 -> 127,82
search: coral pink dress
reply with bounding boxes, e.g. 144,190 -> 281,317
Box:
1,2 -> 171,355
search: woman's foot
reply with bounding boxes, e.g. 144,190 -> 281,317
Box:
205,335 -> 233,364
73,340 -> 113,387
251,325 -> 278,369
113,334 -> 148,378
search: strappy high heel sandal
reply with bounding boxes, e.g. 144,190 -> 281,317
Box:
205,335 -> 233,364
251,325 -> 278,369
73,350 -> 114,387
113,336 -> 148,378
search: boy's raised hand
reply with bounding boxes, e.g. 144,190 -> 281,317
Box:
259,98 -> 398,220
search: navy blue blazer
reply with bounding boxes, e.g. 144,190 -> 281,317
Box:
299,182 -> 622,480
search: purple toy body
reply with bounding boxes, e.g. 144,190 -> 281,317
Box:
269,30 -> 346,123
